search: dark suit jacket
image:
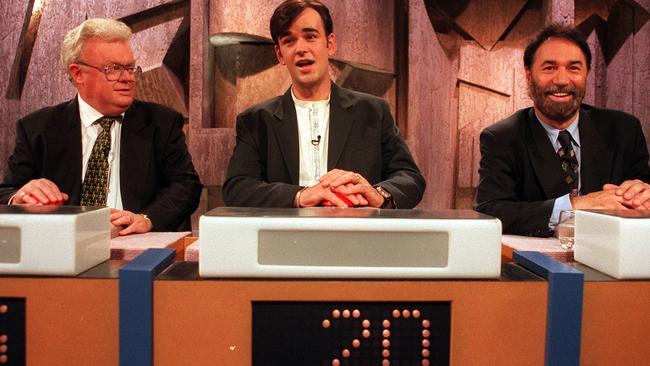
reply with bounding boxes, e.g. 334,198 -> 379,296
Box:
0,98 -> 202,231
223,83 -> 425,208
475,105 -> 650,237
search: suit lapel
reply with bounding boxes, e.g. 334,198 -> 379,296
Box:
120,101 -> 151,209
578,109 -> 613,193
272,89 -> 300,184
525,109 -> 571,199
327,83 -> 355,169
45,98 -> 83,204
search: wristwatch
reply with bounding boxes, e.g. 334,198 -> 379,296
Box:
375,186 -> 395,209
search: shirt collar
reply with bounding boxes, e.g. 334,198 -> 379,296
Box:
535,111 -> 581,147
77,95 -> 124,127
291,88 -> 330,109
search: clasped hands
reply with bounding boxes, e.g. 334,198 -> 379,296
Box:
296,169 -> 385,208
11,178 -> 153,235
572,179 -> 650,210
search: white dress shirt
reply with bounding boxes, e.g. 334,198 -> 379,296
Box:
78,95 -> 124,209
292,89 -> 330,187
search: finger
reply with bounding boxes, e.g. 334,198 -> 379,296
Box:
110,210 -> 126,220
26,186 -> 51,204
330,172 -> 362,189
602,183 -> 619,191
39,179 -> 65,202
119,223 -> 138,236
339,184 -> 360,206
61,193 -> 69,202
622,182 -> 646,200
355,193 -> 368,206
615,179 -> 640,196
17,192 -> 39,205
631,187 -> 650,207
111,215 -> 133,226
324,191 -> 348,208
318,169 -> 348,188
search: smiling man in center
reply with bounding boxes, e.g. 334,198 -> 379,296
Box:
223,0 -> 425,209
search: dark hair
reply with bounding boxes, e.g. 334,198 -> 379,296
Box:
524,24 -> 591,70
270,0 -> 333,45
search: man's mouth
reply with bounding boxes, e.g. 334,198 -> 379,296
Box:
545,89 -> 575,102
114,88 -> 133,95
296,59 -> 315,71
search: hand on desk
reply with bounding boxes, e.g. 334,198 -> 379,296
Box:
11,178 -> 68,205
110,208 -> 153,236
320,169 -> 385,208
571,188 -> 635,210
603,179 -> 650,209
294,169 -> 385,208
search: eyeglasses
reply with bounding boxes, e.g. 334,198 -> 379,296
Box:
76,61 -> 142,81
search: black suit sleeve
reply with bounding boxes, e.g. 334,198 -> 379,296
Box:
0,119 -> 41,203
222,114 -> 301,207
627,118 -> 650,183
474,128 -> 555,237
376,100 -> 426,209
140,114 -> 202,231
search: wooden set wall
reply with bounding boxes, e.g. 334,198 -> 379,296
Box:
1,0 -> 649,219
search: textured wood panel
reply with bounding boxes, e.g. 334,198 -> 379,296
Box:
137,64 -> 188,117
408,0 -> 458,209
190,129 -> 236,187
456,82 -> 512,208
604,4 -> 635,113
131,17 -> 183,71
212,44 -> 290,128
0,0 -> 29,177
455,0 -> 527,50
584,29 -> 608,107
575,0 -> 617,25
543,0 -> 575,24
458,42 -> 516,96
632,4 -> 650,143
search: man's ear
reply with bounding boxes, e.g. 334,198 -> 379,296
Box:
326,33 -> 336,55
524,67 -> 532,84
68,64 -> 83,85
274,45 -> 285,65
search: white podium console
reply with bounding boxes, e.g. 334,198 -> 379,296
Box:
199,208 -> 502,278
575,210 -> 650,279
0,206 -> 110,275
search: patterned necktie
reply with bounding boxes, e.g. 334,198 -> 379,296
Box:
557,130 -> 579,197
80,116 -> 119,206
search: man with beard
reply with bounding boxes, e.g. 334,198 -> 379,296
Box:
474,24 -> 650,237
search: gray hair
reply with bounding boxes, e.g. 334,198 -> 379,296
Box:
61,18 -> 132,76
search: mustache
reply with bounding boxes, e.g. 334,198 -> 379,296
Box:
543,85 -> 577,96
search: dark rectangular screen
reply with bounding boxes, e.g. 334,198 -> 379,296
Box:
253,302 -> 450,366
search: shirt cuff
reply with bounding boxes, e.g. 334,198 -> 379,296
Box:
7,192 -> 18,205
549,194 -> 573,230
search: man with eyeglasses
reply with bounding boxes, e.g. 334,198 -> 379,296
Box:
0,18 -> 202,235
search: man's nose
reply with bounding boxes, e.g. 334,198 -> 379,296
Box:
552,68 -> 570,86
118,69 -> 137,83
295,37 -> 308,54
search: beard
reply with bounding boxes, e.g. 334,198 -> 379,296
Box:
529,78 -> 585,123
